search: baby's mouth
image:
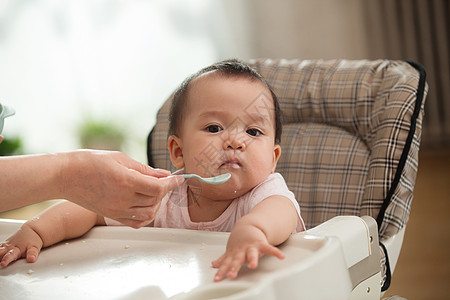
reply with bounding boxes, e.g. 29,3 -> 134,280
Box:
220,159 -> 242,169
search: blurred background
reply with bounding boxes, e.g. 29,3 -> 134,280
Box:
0,0 -> 448,299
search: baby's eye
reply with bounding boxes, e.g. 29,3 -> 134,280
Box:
206,125 -> 223,133
246,128 -> 262,137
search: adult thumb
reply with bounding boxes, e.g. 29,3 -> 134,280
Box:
163,175 -> 185,192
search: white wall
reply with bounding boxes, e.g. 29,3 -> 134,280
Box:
0,0 -> 370,161
0,0 -> 250,162
241,0 -> 371,60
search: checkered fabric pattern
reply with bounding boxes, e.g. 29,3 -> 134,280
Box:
147,59 -> 427,242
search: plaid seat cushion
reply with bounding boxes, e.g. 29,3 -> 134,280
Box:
148,59 -> 427,243
279,122 -> 370,230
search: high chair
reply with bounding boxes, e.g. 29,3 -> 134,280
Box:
0,59 -> 427,300
147,59 -> 428,299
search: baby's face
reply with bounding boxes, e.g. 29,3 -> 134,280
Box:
170,73 -> 281,200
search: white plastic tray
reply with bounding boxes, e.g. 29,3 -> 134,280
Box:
0,219 -> 353,300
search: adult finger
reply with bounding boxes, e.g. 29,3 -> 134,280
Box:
121,191 -> 163,220
120,155 -> 172,178
114,218 -> 152,229
124,203 -> 161,222
133,174 -> 184,197
122,189 -> 166,208
140,166 -> 172,178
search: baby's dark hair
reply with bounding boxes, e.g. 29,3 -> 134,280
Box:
169,59 -> 282,144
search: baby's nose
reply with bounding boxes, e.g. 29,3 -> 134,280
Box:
223,133 -> 246,151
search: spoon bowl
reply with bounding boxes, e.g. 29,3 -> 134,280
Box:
181,173 -> 231,184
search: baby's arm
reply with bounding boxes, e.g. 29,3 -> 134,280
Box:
0,201 -> 105,267
211,195 -> 298,281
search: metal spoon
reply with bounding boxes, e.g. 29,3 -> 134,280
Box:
180,173 -> 231,184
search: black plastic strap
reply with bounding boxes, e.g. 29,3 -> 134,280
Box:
380,242 -> 392,292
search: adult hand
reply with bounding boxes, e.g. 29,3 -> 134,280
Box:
59,150 -> 184,228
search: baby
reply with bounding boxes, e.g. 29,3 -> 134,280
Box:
0,59 -> 305,282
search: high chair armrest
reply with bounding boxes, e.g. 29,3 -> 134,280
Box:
307,216 -> 382,299
307,216 -> 374,268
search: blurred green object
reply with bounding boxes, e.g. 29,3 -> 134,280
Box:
0,136 -> 24,156
0,103 -> 15,134
78,119 -> 125,151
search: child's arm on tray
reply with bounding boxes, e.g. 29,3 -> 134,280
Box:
0,201 -> 105,267
211,195 -> 298,281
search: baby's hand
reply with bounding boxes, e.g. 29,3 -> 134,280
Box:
0,224 -> 44,267
211,226 -> 285,282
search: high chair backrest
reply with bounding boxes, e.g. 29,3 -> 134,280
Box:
147,59 -> 427,291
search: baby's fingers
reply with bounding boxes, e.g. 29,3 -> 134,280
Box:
246,245 -> 283,268
0,244 -> 8,257
213,258 -> 229,282
246,247 -> 260,269
0,246 -> 21,267
247,244 -> 285,270
211,254 -> 225,269
213,252 -> 246,282
26,245 -> 42,263
260,244 -> 285,260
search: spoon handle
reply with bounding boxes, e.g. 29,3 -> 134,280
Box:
180,174 -> 201,180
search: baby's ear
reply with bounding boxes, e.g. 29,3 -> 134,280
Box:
271,144 -> 281,173
168,135 -> 185,169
